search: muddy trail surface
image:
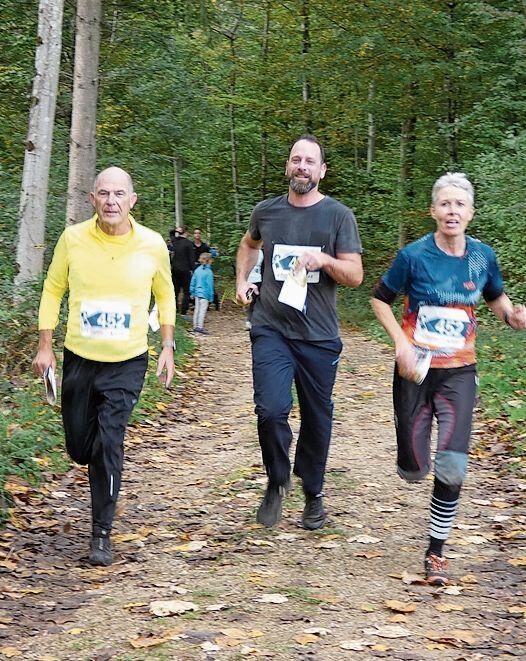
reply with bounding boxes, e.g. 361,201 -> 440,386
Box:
1,305 -> 525,660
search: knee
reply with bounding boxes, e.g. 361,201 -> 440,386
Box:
397,463 -> 430,483
255,399 -> 292,424
435,450 -> 467,487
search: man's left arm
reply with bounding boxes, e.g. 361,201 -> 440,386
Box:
152,242 -> 177,387
298,251 -> 363,287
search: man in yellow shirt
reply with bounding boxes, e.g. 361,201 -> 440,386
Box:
32,167 -> 176,566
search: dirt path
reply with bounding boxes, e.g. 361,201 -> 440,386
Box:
1,306 -> 525,660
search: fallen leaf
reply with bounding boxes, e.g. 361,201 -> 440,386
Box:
388,614 -> 407,623
256,593 -> 288,604
491,500 -> 510,509
363,625 -> 411,639
339,639 -> 372,651
130,630 -> 181,649
509,556 -> 526,566
247,539 -> 274,547
201,642 -> 220,652
349,535 -> 381,544
384,600 -> 416,614
459,574 -> 478,584
316,541 -> 341,549
303,627 -> 330,636
508,605 -> 526,614
294,634 -> 319,645
442,586 -> 464,596
424,630 -> 478,646
206,603 -> 228,611
435,603 -> 465,612
471,498 -> 491,506
353,550 -> 383,559
112,533 -> 143,543
401,570 -> 427,585
149,600 -> 199,617
0,648 -> 22,658
171,540 -> 208,552
66,628 -> 84,635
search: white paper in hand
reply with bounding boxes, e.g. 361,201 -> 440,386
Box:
148,304 -> 160,332
43,366 -> 57,405
278,267 -> 307,312
413,349 -> 432,384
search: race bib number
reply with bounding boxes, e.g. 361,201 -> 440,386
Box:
80,301 -> 131,340
414,305 -> 470,350
272,244 -> 321,284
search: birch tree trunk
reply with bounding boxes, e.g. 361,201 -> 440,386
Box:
366,81 -> 376,174
66,0 -> 101,226
15,0 -> 64,285
173,156 -> 183,227
301,0 -> 311,132
260,0 -> 271,198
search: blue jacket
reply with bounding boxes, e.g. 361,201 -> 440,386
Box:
190,264 -> 214,302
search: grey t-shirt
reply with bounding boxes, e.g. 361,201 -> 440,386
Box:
248,194 -> 362,340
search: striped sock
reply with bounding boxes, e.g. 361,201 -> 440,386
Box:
427,478 -> 461,556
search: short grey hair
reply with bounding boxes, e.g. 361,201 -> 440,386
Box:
431,172 -> 474,206
93,167 -> 134,193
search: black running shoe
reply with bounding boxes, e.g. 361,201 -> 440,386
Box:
256,485 -> 285,527
424,552 -> 450,586
301,492 -> 327,530
89,535 -> 113,566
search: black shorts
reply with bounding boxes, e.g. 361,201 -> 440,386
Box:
393,363 -> 477,486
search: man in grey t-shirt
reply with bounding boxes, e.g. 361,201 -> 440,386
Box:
236,134 -> 363,529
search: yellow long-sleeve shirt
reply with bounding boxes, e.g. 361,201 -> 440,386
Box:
38,215 -> 176,362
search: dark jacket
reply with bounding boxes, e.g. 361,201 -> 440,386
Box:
171,236 -> 195,272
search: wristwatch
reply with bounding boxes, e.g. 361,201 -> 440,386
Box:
162,339 -> 176,350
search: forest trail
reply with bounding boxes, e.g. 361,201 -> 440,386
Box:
1,306 -> 525,660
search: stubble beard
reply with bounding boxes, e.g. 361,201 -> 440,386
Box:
288,174 -> 316,195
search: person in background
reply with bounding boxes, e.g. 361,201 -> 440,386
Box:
371,171 -> 526,585
32,167 -> 176,567
190,252 -> 215,334
193,227 -> 210,267
169,225 -> 194,318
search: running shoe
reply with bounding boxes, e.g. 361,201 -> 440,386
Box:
424,552 -> 450,585
89,535 -> 113,566
256,484 -> 286,527
301,491 -> 327,530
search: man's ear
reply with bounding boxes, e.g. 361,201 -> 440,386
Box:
320,163 -> 327,180
130,192 -> 138,209
89,191 -> 96,208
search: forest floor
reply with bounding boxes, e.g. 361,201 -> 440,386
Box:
1,304 -> 525,661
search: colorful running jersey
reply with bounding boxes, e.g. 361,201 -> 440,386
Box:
381,233 -> 504,368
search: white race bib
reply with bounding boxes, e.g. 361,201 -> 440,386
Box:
80,300 -> 131,340
272,244 -> 321,284
414,305 -> 470,350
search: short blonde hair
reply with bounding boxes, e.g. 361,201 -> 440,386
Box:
199,252 -> 213,264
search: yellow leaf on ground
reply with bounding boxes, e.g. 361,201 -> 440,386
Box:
66,628 -> 84,635
295,634 -> 319,645
0,648 -> 22,658
149,600 -> 199,616
509,556 -> 526,566
384,600 -> 417,613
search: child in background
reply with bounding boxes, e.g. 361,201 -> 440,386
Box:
190,253 -> 214,334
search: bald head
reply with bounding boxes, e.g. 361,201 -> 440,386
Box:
93,167 -> 134,194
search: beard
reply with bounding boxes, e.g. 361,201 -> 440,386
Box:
288,173 -> 317,195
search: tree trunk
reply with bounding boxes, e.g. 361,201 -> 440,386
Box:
173,156 -> 183,227
398,83 -> 418,247
260,0 -> 271,198
228,28 -> 241,227
301,0 -> 311,132
66,0 -> 101,226
366,81 -> 376,174
15,0 -> 64,286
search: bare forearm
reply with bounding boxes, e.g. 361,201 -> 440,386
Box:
160,324 -> 174,343
371,298 -> 407,345
487,293 -> 526,330
323,254 -> 363,287
236,237 -> 261,285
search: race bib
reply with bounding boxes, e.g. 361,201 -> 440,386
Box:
414,305 -> 470,350
272,244 -> 321,283
80,300 -> 131,340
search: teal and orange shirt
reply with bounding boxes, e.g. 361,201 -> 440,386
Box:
381,233 -> 504,368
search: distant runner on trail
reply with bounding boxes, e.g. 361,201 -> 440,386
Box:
236,134 -> 363,530
32,167 -> 176,567
371,172 -> 526,585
